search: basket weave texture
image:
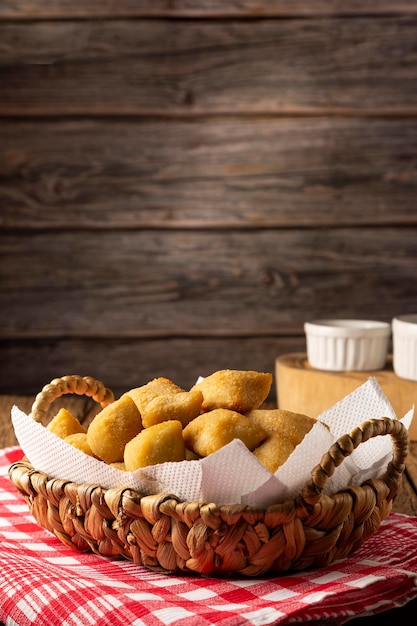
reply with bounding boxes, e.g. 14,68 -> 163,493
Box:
9,375 -> 409,577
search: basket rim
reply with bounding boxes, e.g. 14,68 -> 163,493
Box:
9,413 -> 407,512
24,375 -> 409,507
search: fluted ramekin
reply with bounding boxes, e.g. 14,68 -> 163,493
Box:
304,319 -> 390,372
392,315 -> 417,381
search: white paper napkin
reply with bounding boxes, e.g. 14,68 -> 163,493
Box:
11,377 -> 413,507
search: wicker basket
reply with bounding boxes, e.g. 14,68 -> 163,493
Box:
9,375 -> 409,577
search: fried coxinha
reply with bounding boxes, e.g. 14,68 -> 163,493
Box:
46,369 -> 318,474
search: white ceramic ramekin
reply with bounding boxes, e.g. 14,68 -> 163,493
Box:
304,319 -> 390,372
392,315 -> 417,381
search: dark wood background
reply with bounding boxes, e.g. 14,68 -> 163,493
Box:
1,0 -> 417,399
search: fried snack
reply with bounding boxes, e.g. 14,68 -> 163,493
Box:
86,395 -> 142,464
185,449 -> 201,461
47,408 -> 86,439
65,433 -> 95,457
183,408 -> 267,457
253,434 -> 295,473
110,462 -> 127,471
141,390 -> 203,428
247,409 -> 316,446
191,369 -> 272,414
124,420 -> 185,471
124,377 -> 184,414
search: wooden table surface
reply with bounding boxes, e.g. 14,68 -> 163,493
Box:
1,394 -> 417,625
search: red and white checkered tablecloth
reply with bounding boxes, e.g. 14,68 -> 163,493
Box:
2,446 -> 417,626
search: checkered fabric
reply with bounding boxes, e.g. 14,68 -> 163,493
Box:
1,446 -> 417,626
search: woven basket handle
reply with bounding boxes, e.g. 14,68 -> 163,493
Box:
301,416 -> 409,504
30,375 -> 115,423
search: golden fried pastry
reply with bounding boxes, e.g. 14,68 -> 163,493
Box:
110,462 -> 127,471
47,408 -> 86,439
185,449 -> 201,461
247,409 -> 316,446
253,434 -> 295,473
124,377 -> 184,414
86,394 -> 142,464
141,389 -> 203,428
124,420 -> 185,471
191,369 -> 272,414
183,408 -> 267,457
65,433 -> 95,457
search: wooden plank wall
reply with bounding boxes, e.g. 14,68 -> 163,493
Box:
1,1 -> 417,398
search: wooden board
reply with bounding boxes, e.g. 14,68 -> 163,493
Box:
2,228 -> 417,339
1,17 -> 417,116
276,353 -> 417,440
2,2 -> 417,407
2,118 -> 417,229
2,2 -> 417,19
0,336 -> 307,397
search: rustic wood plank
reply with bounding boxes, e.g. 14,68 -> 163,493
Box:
2,117 -> 417,229
404,441 -> 417,495
1,227 -> 417,340
1,1 -> 417,19
0,395 -> 32,447
1,17 -> 417,115
392,471 -> 417,516
0,337 -> 306,397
